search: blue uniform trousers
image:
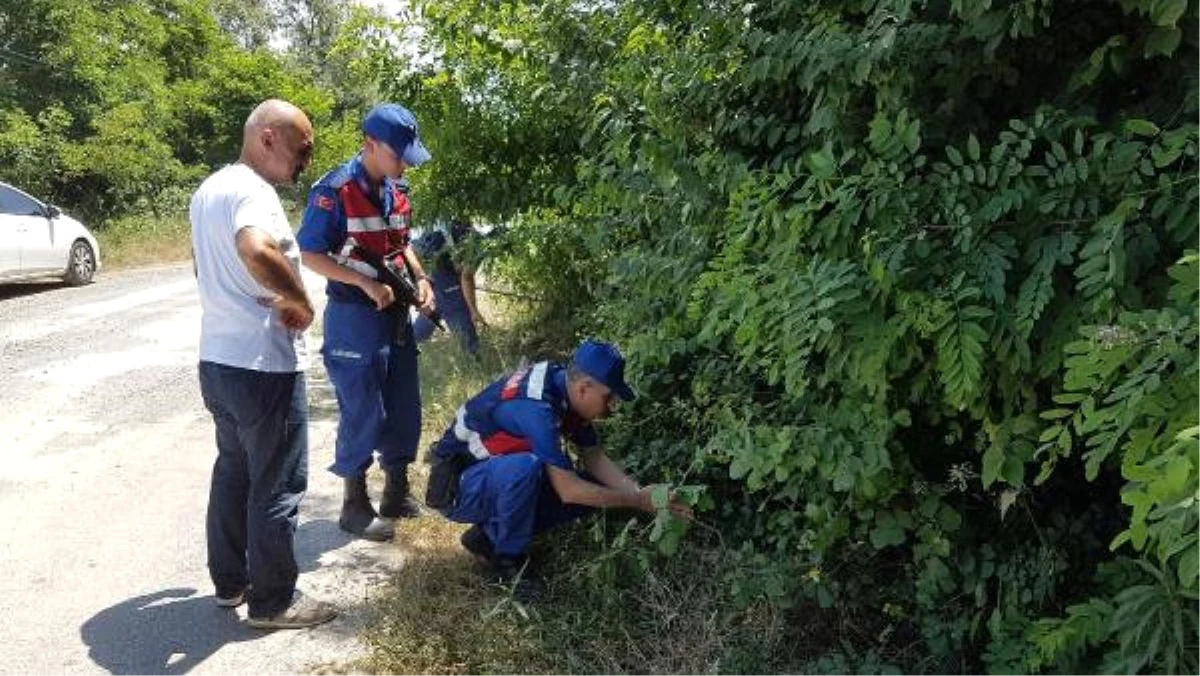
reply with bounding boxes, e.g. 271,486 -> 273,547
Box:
199,361 -> 307,619
448,454 -> 594,557
413,283 -> 479,355
322,300 -> 421,477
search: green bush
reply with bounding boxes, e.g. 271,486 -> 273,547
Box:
402,0 -> 1198,671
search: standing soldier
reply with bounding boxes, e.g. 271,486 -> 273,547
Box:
297,104 -> 436,542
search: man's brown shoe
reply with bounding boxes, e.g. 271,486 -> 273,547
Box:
245,591 -> 336,630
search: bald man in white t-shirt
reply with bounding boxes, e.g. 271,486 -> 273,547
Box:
189,98 -> 335,630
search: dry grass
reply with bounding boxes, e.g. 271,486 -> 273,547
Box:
356,526 -> 560,675
351,295 -> 566,674
95,214 -> 193,270
348,302 -> 802,674
332,292 -> 812,675
95,207 -> 312,271
357,515 -> 804,674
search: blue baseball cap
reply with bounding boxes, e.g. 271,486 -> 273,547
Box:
362,103 -> 432,167
572,339 -> 637,401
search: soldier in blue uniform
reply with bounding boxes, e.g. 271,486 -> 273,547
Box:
297,104 -> 436,542
411,219 -> 486,356
425,339 -> 693,598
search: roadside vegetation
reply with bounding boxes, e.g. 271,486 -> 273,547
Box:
94,214 -> 192,270
373,2 -> 1197,672
0,0 -> 374,264
3,1 -> 1195,673
355,298 -> 835,674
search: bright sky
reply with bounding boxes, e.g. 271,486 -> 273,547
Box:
361,0 -> 405,18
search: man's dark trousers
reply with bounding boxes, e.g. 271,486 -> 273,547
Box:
199,361 -> 308,618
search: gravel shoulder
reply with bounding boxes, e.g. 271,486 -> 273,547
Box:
0,264 -> 407,675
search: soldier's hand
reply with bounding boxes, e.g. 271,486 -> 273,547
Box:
638,484 -> 695,520
417,278 -> 436,313
363,279 -> 396,310
666,496 -> 694,521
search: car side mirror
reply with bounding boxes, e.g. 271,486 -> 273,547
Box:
46,204 -> 61,218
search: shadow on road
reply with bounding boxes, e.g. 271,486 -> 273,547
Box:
80,587 -> 255,675
294,517 -> 359,573
0,279 -> 68,301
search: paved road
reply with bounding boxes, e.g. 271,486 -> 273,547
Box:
0,264 -> 405,675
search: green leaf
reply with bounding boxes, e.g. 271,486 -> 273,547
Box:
870,518 -> 907,549
817,585 -> 834,608
1039,424 -> 1064,443
1125,119 -> 1161,137
1144,27 -> 1182,57
869,114 -> 893,153
767,124 -> 783,148
1157,455 -> 1193,503
805,146 -> 836,179
1179,547 -> 1198,590
967,134 -> 980,161
937,506 -> 963,532
982,444 -> 1005,488
1151,0 -> 1188,26
937,309 -> 987,408
1053,392 -> 1088,405
1174,427 -> 1199,443
1002,455 -> 1026,486
651,484 -> 670,510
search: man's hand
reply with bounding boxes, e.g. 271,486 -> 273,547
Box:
361,278 -> 396,310
237,227 -> 314,331
273,296 -> 315,330
638,485 -> 695,521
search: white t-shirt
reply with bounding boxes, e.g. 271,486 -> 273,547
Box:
189,163 -> 308,372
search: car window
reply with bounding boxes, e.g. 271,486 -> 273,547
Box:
0,186 -> 44,216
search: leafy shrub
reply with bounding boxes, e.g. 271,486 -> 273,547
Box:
401,0 -> 1198,671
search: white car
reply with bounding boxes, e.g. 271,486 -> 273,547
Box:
0,181 -> 101,285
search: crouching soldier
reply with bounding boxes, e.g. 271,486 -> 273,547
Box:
424,339 -> 692,599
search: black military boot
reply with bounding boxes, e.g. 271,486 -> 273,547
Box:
460,524 -> 494,567
489,554 -> 545,603
379,467 -> 423,519
338,476 -> 394,542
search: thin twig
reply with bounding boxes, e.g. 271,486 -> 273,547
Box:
476,285 -> 543,301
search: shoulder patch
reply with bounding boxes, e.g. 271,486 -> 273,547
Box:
313,164 -> 353,190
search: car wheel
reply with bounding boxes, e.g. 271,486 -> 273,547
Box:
63,240 -> 96,286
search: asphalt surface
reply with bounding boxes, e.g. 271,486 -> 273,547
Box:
0,264 -> 409,675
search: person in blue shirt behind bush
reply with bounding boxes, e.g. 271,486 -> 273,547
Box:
411,218 -> 487,356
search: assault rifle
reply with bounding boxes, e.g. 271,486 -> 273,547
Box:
350,244 -> 447,333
